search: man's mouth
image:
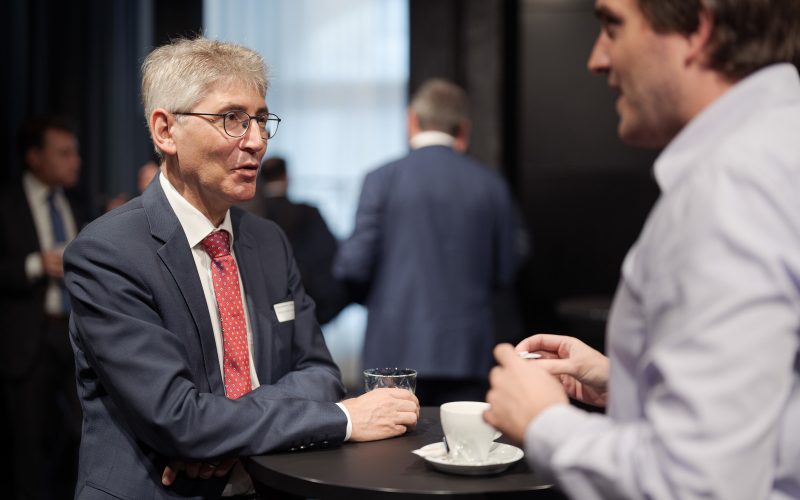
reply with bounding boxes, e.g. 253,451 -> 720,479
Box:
609,84 -> 623,110
234,164 -> 259,172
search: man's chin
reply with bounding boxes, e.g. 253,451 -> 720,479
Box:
230,186 -> 257,203
618,121 -> 670,150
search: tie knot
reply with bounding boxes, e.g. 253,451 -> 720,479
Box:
200,230 -> 231,259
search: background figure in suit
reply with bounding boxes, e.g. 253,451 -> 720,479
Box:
137,158 -> 160,193
241,157 -> 348,324
0,115 -> 84,500
104,158 -> 160,212
334,79 -> 517,406
64,37 -> 418,500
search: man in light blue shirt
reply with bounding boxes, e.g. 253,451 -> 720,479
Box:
485,1 -> 800,499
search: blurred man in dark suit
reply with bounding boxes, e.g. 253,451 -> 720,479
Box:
242,157 -> 348,324
0,115 -> 85,500
335,79 -> 518,405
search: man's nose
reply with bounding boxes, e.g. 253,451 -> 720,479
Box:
587,33 -> 610,75
240,120 -> 266,151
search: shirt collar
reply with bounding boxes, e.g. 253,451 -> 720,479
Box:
654,63 -> 800,193
23,171 -> 58,201
159,173 -> 234,248
409,130 -> 455,150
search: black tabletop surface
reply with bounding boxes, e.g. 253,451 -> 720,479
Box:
245,407 -> 566,499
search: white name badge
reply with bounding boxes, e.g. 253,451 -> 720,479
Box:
273,300 -> 295,322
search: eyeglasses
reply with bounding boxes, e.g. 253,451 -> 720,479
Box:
173,110 -> 281,139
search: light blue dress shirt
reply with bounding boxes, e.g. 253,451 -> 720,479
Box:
525,64 -> 800,500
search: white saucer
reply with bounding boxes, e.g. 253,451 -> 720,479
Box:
412,441 -> 524,476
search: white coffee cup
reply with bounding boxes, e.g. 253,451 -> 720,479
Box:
440,401 -> 501,464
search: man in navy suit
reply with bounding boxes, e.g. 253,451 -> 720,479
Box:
334,79 -> 517,406
64,37 -> 418,500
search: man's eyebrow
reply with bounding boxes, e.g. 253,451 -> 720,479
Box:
594,5 -> 621,23
216,102 -> 269,114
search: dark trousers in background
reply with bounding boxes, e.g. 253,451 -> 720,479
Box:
414,378 -> 489,407
1,317 -> 81,500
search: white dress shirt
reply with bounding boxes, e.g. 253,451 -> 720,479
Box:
160,174 -> 261,495
23,172 -> 77,315
525,64 -> 800,500
160,174 -> 263,390
159,174 -> 352,494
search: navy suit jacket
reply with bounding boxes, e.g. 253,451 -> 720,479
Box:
64,178 -> 347,499
334,145 -> 516,379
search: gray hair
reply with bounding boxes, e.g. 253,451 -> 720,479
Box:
410,79 -> 469,136
141,37 -> 269,154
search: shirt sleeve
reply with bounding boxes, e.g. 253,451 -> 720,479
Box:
25,252 -> 43,280
523,154 -> 800,500
336,402 -> 353,441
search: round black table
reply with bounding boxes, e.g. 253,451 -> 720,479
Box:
245,407 -> 565,499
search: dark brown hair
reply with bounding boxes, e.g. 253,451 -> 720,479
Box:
638,0 -> 800,80
259,157 -> 287,183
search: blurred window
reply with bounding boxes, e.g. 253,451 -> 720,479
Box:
204,0 -> 409,388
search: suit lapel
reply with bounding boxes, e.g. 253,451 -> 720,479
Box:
231,210 -> 274,382
143,177 -> 224,395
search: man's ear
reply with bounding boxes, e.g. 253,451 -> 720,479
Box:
686,5 -> 714,68
453,119 -> 471,154
407,109 -> 421,139
25,148 -> 42,172
150,109 -> 177,156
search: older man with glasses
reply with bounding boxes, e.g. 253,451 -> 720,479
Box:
64,37 -> 418,500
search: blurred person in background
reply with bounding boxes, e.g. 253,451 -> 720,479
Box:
105,157 -> 160,212
137,158 -> 160,193
0,115 -> 85,499
335,79 -> 517,405
241,157 -> 348,324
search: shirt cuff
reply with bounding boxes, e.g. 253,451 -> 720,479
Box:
524,403 -> 585,471
335,402 -> 353,441
25,252 -> 44,281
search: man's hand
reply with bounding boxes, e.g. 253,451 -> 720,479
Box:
484,344 -> 569,444
41,249 -> 65,279
516,333 -> 609,407
341,388 -> 419,442
161,458 -> 238,486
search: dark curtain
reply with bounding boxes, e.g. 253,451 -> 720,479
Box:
4,0 -> 154,216
1,0 -> 201,489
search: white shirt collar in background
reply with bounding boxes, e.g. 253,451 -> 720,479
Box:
409,130 -> 455,150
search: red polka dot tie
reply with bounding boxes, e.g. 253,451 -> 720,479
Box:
200,230 -> 252,399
